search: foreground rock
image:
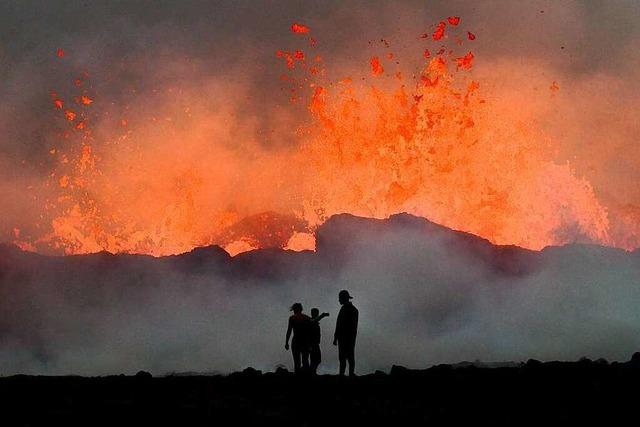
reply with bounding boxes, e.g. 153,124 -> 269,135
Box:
3,358 -> 640,425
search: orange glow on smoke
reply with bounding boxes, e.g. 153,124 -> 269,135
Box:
13,17 -> 637,256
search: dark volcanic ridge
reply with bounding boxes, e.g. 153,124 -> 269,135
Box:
2,213 -> 636,279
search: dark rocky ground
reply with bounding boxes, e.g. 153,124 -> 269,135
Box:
3,357 -> 640,426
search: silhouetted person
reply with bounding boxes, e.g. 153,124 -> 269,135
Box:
285,302 -> 311,373
309,308 -> 330,374
333,290 -> 358,376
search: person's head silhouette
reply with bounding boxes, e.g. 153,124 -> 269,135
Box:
338,290 -> 353,305
311,308 -> 319,318
290,302 -> 303,314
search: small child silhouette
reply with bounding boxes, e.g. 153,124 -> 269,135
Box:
309,308 -> 330,374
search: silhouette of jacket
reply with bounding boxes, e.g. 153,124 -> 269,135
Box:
334,302 -> 358,343
288,313 -> 311,347
335,301 -> 358,376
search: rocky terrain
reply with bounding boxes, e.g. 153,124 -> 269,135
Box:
3,357 -> 640,425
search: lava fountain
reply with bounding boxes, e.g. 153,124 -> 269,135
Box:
10,17 -> 635,256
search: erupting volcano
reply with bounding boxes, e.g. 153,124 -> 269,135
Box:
5,15 -> 638,256
4,4 -> 640,416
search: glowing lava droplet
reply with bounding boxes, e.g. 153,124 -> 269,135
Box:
291,23 -> 310,34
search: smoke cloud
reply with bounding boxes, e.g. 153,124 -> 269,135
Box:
1,214 -> 639,375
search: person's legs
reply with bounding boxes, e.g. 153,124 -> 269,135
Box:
348,348 -> 355,376
338,343 -> 346,376
343,340 -> 355,376
310,344 -> 321,374
301,348 -> 310,371
292,343 -> 301,373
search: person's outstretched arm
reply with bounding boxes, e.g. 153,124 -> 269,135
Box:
285,318 -> 292,350
311,312 -> 330,323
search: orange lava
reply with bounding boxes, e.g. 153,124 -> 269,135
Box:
370,56 -> 384,76
456,52 -> 474,70
291,23 -> 310,34
433,22 -> 446,40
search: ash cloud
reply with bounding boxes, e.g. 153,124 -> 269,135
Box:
1,214 -> 639,375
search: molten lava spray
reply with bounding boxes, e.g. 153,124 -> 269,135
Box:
7,17 -> 636,255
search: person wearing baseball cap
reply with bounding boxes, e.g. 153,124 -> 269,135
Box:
333,290 -> 359,376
